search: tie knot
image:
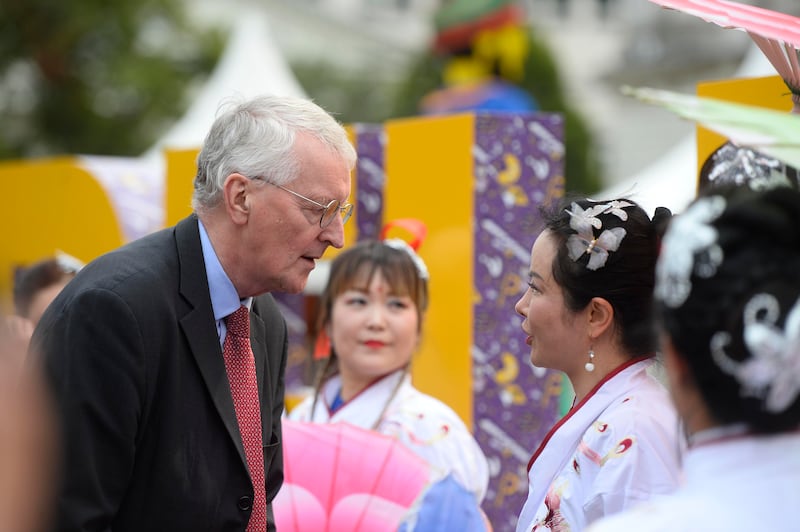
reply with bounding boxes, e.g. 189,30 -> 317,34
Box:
225,306 -> 250,338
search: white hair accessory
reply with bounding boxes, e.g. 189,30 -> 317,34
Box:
566,228 -> 626,271
655,196 -> 726,308
55,250 -> 85,274
600,200 -> 635,220
710,293 -> 800,413
705,143 -> 793,191
383,238 -> 429,280
564,201 -> 633,271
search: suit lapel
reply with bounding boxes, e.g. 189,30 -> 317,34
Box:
175,216 -> 248,468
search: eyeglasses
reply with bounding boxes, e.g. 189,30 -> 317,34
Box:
251,177 -> 353,228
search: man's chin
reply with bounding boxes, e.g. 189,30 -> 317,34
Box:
278,275 -> 309,295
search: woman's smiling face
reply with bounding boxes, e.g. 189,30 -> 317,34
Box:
329,270 -> 419,389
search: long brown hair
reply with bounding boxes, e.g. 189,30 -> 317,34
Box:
310,240 -> 429,394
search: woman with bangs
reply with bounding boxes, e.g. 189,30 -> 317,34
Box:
288,239 -> 490,503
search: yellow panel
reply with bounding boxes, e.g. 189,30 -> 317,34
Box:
696,75 -> 792,178
164,149 -> 200,226
384,113 -> 476,427
323,125 -> 359,260
0,157 -> 124,311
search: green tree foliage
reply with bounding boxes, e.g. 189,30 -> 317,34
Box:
390,30 -> 603,195
0,0 -> 224,159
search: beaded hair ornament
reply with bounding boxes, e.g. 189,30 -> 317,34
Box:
564,200 -> 633,271
701,142 -> 798,192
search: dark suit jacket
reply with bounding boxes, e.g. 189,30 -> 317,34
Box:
33,215 -> 287,532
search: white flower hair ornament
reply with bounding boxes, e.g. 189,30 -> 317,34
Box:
380,217 -> 430,281
655,196 -> 726,308
564,201 -> 633,271
601,200 -> 636,220
710,293 -> 800,413
383,238 -> 429,280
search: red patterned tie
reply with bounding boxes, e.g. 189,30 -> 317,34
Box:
223,306 -> 267,531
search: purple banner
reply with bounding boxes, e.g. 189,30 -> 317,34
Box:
354,123 -> 386,241
471,113 -> 566,531
273,292 -> 309,399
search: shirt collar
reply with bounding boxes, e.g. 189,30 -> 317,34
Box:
198,219 -> 252,321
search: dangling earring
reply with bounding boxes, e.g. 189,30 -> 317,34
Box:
585,348 -> 596,372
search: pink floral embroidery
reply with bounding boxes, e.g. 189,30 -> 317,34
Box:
532,485 -> 571,532
578,437 -> 637,466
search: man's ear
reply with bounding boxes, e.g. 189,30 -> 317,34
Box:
587,296 -> 614,339
222,173 -> 250,225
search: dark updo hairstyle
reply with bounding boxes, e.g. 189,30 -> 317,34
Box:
311,240 -> 429,386
657,185 -> 800,433
699,141 -> 799,192
541,196 -> 672,357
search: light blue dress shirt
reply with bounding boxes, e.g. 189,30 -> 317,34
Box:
198,219 -> 252,348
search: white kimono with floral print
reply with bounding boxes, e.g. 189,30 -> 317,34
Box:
289,369 -> 490,502
516,358 -> 682,532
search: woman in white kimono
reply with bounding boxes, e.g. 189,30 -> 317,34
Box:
589,186 -> 800,532
514,197 -> 682,532
289,239 -> 490,503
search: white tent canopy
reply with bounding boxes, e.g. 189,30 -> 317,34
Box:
596,134 -> 697,215
144,7 -> 306,159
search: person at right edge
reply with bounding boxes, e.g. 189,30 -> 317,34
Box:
514,197 -> 682,532
589,185 -> 800,531
31,95 -> 357,532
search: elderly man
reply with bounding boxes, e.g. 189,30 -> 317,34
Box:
32,95 -> 356,532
